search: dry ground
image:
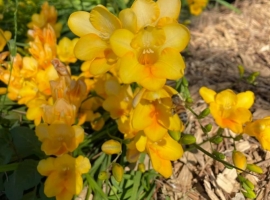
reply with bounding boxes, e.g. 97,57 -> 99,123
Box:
160,0 -> 270,199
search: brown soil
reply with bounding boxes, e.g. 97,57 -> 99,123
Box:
161,0 -> 270,199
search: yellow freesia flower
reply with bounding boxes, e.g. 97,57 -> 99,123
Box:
199,87 -> 254,133
35,123 -> 84,156
127,132 -> 183,178
26,98 -> 49,126
37,154 -> 91,199
21,56 -> 38,78
0,29 -> 12,52
187,0 -> 208,16
244,117 -> 270,150
110,24 -> 189,91
132,87 -> 184,141
68,5 -> 120,75
119,0 -> 181,32
103,78 -> 133,120
57,37 -> 79,64
27,2 -> 62,37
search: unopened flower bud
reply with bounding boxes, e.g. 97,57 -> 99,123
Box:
198,108 -> 210,119
168,130 -> 181,141
112,163 -> 124,182
246,164 -> 263,174
180,134 -> 196,145
204,124 -> 212,132
138,163 -> 145,173
232,151 -> 247,173
242,189 -> 256,199
102,139 -> 122,155
98,171 -> 108,180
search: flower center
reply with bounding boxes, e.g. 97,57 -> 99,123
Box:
138,48 -> 158,66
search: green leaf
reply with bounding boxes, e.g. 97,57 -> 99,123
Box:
4,172 -> 24,200
0,173 -> 4,190
16,159 -> 42,190
215,0 -> 241,14
130,171 -> 142,200
22,190 -> 37,200
0,129 -> 13,165
10,126 -> 45,158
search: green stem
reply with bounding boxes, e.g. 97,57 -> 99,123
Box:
0,163 -> 19,172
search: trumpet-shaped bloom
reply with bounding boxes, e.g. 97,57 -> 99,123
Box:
132,87 -> 184,141
35,123 -> 84,156
110,24 -> 189,91
0,29 -> 12,52
199,87 -> 254,133
244,117 -> 270,150
37,154 -> 91,199
68,5 -> 120,75
57,37 -> 79,64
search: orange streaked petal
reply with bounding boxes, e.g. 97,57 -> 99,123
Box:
68,11 -> 99,37
152,48 -> 185,79
74,34 -> 108,61
131,0 -> 160,29
132,101 -> 155,130
110,29 -> 134,57
144,120 -> 167,141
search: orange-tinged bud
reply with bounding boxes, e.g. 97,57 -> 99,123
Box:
112,163 -> 124,182
101,139 -> 122,155
232,151 -> 247,173
138,163 -> 145,173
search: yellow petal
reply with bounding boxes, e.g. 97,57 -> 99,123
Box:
152,48 -> 185,79
138,67 -> 166,91
155,134 -> 183,160
74,34 -> 108,60
134,132 -> 147,152
119,8 -> 137,33
236,91 -> 254,109
118,52 -> 144,84
131,0 -> 160,29
199,87 -> 216,103
35,123 -> 49,141
162,24 -> 190,52
56,190 -> 74,200
0,87 -> 7,95
231,108 -> 252,124
90,5 -> 121,38
64,171 -> 83,195
110,29 -> 134,57
157,0 -> 181,20
144,121 -> 167,141
215,89 -> 237,108
132,101 -> 155,130
76,156 -> 91,174
68,11 -> 99,37
89,57 -> 113,75
44,171 -> 64,197
37,157 -> 55,176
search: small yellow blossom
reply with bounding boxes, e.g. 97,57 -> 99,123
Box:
68,5 -> 120,75
26,98 -> 49,126
187,0 -> 208,16
0,29 -> 12,52
35,123 -> 84,156
199,87 -> 254,133
37,154 -> 91,199
57,37 -> 79,64
244,117 -> 270,150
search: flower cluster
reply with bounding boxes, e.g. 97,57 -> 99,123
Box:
68,0 -> 190,178
35,60 -> 91,199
